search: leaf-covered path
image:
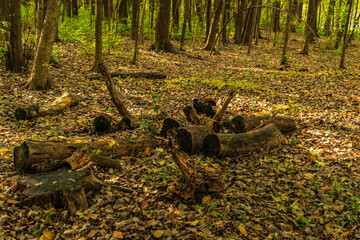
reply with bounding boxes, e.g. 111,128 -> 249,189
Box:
0,35 -> 359,239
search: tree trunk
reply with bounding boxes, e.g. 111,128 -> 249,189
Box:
119,0 -> 128,25
290,0 -> 298,32
242,0 -> 257,45
172,0 -> 180,34
272,0 -> 281,33
221,0 -> 230,44
234,0 -> 246,44
72,0 -> 79,16
180,0 -> 190,50
205,0 -> 212,42
0,0 -> 10,41
152,0 -> 175,52
300,0 -> 319,54
14,92 -> 79,120
8,0 -> 25,72
323,0 -> 335,36
93,0 -> 103,72
202,0 -> 223,50
339,0 -> 352,68
65,0 -> 72,17
281,0 -> 292,65
24,0 -> 60,90
175,125 -> 215,154
131,0 -> 140,40
203,123 -> 285,158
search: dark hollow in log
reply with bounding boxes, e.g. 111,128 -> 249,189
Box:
17,169 -> 102,215
203,123 -> 285,158
14,92 -> 79,120
231,115 -> 296,133
175,125 -> 215,154
93,114 -> 112,132
14,136 -> 158,173
160,118 -> 184,137
193,98 -> 217,118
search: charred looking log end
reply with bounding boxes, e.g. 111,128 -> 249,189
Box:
203,134 -> 221,157
13,142 -> 30,171
93,115 -> 112,132
160,118 -> 181,137
14,108 -> 27,120
176,129 -> 193,154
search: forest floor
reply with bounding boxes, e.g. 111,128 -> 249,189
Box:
0,33 -> 359,240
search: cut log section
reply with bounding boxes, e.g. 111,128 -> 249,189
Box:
203,123 -> 285,158
183,106 -> 222,133
14,92 -> 79,120
89,71 -> 167,80
13,136 -> 158,173
17,169 -> 103,215
175,125 -> 214,154
193,98 -> 217,118
160,118 -> 186,137
93,114 -> 131,133
231,115 -> 296,133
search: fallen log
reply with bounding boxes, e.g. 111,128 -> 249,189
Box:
175,125 -> 214,154
183,106 -> 222,133
160,118 -> 185,137
193,98 -> 217,118
89,71 -> 167,80
14,92 -> 79,120
17,169 -> 103,215
203,123 -> 285,158
13,136 -> 158,173
231,115 -> 296,133
93,114 -> 131,133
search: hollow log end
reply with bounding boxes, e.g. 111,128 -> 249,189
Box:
160,118 -> 181,137
231,115 -> 246,133
176,129 -> 193,154
13,142 -> 29,171
93,115 -> 111,132
203,134 -> 220,157
14,108 -> 27,121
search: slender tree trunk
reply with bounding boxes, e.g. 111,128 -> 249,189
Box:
195,0 -> 203,22
203,0 -> 223,50
205,0 -> 212,42
290,0 -> 298,32
334,0 -> 344,49
131,0 -> 140,39
8,0 -> 25,72
254,0 -> 262,44
152,0 -> 175,52
93,0 -> 103,72
242,0 -> 256,45
72,0 -> 79,16
339,0 -> 352,68
301,0 -> 319,54
180,0 -> 190,50
323,0 -> 335,36
281,0 -> 292,65
103,0 -> 109,20
172,0 -> 180,34
0,0 -> 10,41
24,0 -> 61,89
150,0 -> 154,29
272,0 -> 281,33
119,0 -> 128,25
234,0 -> 246,44
66,0 -> 72,17
139,0 -> 146,42
221,0 -> 230,44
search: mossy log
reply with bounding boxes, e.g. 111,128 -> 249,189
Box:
17,169 -> 103,215
175,125 -> 215,154
203,123 -> 285,158
231,115 -> 296,133
14,92 -> 79,120
13,136 -> 158,173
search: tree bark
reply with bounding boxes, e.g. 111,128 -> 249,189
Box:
339,0 -> 352,68
272,0 -> 281,33
172,0 -> 180,34
0,0 -> 10,41
24,0 -> 61,89
205,0 -> 212,42
323,0 -> 335,36
14,92 -> 79,120
152,0 -> 175,52
202,0 -> 224,50
131,0 -> 140,40
281,0 -> 292,65
72,0 -> 79,16
203,123 -> 285,158
8,0 -> 25,72
180,0 -> 190,50
242,0 -> 257,45
175,125 -> 215,154
301,0 -> 320,54
234,0 -> 247,44
93,0 -> 103,72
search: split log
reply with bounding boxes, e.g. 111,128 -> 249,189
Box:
13,136 -> 158,173
183,106 -> 222,133
203,123 -> 285,158
175,125 -> 214,154
98,63 -> 138,128
193,98 -> 217,118
213,88 -> 236,122
17,169 -> 103,215
160,118 -> 185,137
89,71 -> 167,80
14,92 -> 79,120
231,115 -> 296,133
171,151 -> 224,199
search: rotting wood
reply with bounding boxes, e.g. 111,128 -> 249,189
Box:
89,71 -> 167,80
213,88 -> 236,122
231,114 -> 296,133
193,98 -> 217,118
14,92 -> 78,120
13,136 -> 159,173
183,106 -> 222,133
93,114 -> 131,133
98,63 -> 138,128
175,125 -> 214,154
203,123 -> 285,158
16,169 -> 103,215
160,118 -> 186,137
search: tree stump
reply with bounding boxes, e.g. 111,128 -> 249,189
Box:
203,123 -> 285,158
14,92 -> 78,120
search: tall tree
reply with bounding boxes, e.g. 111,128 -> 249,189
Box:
281,0 -> 292,65
339,0 -> 353,68
172,0 -> 180,33
0,0 -> 10,41
8,0 -> 25,72
300,0 -> 320,54
151,0 -> 175,52
234,0 -> 246,44
203,0 -> 224,50
205,0 -> 212,42
93,0 -> 103,71
323,0 -> 335,36
180,0 -> 191,50
242,0 -> 257,45
131,0 -> 140,40
272,0 -> 281,33
24,0 -> 61,89
72,0 -> 79,16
